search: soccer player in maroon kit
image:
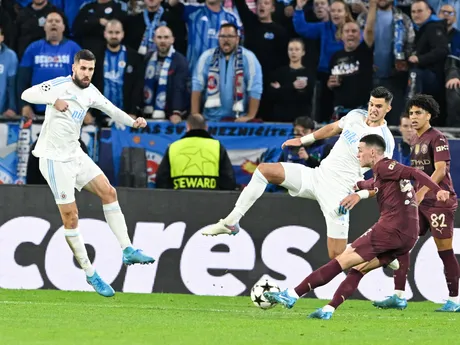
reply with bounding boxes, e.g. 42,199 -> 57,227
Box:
373,94 -> 460,312
264,134 -> 450,320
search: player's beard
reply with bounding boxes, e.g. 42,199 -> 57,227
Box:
73,74 -> 91,89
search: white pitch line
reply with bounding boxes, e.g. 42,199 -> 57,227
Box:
0,300 -> 297,315
0,300 -> 457,321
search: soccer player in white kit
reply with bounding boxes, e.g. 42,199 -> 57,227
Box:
21,50 -> 155,297
203,87 -> 396,260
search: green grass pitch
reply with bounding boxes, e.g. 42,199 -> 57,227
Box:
0,289 -> 458,345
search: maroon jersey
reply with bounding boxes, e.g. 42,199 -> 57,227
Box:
371,158 -> 442,239
411,128 -> 457,208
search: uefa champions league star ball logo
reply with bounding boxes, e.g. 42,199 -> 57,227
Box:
250,279 -> 280,310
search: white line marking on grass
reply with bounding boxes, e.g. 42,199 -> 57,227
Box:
0,300 -> 304,315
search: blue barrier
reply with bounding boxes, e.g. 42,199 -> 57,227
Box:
100,122 -> 460,195
99,122 -> 293,187
2,121 -> 460,195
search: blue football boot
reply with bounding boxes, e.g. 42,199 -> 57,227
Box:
435,300 -> 460,312
86,271 -> 115,297
123,247 -> 155,266
372,295 -> 408,310
308,308 -> 333,320
263,289 -> 298,309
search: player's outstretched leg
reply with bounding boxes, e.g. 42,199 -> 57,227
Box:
309,257 -> 383,320
373,252 -> 409,310
435,244 -> 460,312
309,268 -> 365,320
84,174 -> 155,266
265,246 -> 367,311
60,203 -> 115,298
103,201 -> 155,266
202,163 -> 288,236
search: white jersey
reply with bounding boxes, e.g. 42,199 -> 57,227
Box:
21,76 -> 135,162
319,109 -> 395,187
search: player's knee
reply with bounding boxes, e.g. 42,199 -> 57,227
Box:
328,249 -> 342,260
327,241 -> 347,259
257,163 -> 284,185
103,185 -> 117,203
61,209 -> 78,228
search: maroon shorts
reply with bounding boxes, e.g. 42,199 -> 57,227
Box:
351,223 -> 417,266
419,205 -> 456,239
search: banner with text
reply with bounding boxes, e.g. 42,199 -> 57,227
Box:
1,185 -> 459,303
0,123 -> 98,184
109,122 -> 293,187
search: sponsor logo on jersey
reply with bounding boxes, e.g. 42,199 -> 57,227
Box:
436,145 -> 448,152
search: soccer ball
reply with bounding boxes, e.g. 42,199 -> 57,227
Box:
250,279 -> 280,310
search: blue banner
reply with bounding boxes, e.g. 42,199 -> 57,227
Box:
0,122 -> 42,184
109,122 -> 294,187
0,122 -> 98,184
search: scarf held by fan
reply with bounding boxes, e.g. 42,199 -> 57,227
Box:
205,46 -> 244,114
144,46 -> 175,119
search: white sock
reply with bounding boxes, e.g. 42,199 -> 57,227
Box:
394,290 -> 405,298
225,169 -> 268,225
323,305 -> 335,313
103,201 -> 132,250
448,296 -> 459,304
64,229 -> 95,277
287,288 -> 299,299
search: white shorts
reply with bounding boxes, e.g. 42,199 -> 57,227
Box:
280,162 -> 353,239
39,154 -> 103,204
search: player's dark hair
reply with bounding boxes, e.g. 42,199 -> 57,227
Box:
74,49 -> 96,64
400,112 -> 409,120
219,23 -> 239,36
294,116 -> 315,130
0,24 -> 3,36
187,114 -> 207,130
405,94 -> 439,119
370,86 -> 393,105
360,134 -> 386,154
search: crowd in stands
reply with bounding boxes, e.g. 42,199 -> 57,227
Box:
1,0 -> 460,128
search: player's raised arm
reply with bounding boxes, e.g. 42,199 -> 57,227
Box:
21,78 -> 66,107
282,121 -> 342,148
339,179 -> 378,213
378,161 -> 450,202
356,178 -> 375,191
91,90 -> 146,128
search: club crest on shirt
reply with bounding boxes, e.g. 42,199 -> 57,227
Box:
421,144 -> 428,154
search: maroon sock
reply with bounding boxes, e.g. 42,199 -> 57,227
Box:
438,249 -> 460,297
329,269 -> 364,309
294,259 -> 342,297
394,252 -> 410,291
